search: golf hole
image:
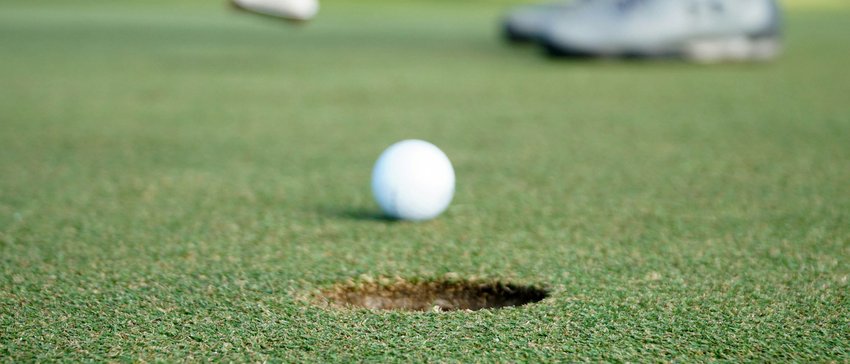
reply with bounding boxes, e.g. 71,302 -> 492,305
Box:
317,279 -> 549,312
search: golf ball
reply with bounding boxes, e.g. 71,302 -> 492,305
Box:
371,140 -> 455,221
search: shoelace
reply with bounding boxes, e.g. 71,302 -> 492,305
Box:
615,0 -> 649,12
688,0 -> 727,15
614,0 -> 729,16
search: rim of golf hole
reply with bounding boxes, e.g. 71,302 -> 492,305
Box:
315,278 -> 549,312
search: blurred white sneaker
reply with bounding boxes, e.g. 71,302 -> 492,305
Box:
502,1 -> 586,43
541,0 -> 782,62
231,0 -> 319,22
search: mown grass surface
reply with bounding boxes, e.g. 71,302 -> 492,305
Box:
1,0 -> 848,361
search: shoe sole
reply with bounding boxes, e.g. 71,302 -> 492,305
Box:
543,34 -> 781,62
684,35 -> 781,63
503,23 -> 537,44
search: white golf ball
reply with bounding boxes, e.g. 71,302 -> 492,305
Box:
371,140 -> 455,221
234,0 -> 318,21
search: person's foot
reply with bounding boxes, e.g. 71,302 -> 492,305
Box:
230,0 -> 319,22
541,0 -> 782,62
502,1 -> 586,43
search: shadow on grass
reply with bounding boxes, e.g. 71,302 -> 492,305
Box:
319,207 -> 399,222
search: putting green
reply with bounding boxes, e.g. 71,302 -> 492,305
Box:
1,0 -> 848,361
783,0 -> 850,10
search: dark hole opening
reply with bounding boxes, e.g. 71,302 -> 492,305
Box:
318,279 -> 549,312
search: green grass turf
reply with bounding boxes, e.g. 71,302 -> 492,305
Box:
1,0 -> 849,361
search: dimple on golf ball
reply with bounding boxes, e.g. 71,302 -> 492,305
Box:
371,140 -> 455,221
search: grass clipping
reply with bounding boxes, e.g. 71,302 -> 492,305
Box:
317,278 -> 548,312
